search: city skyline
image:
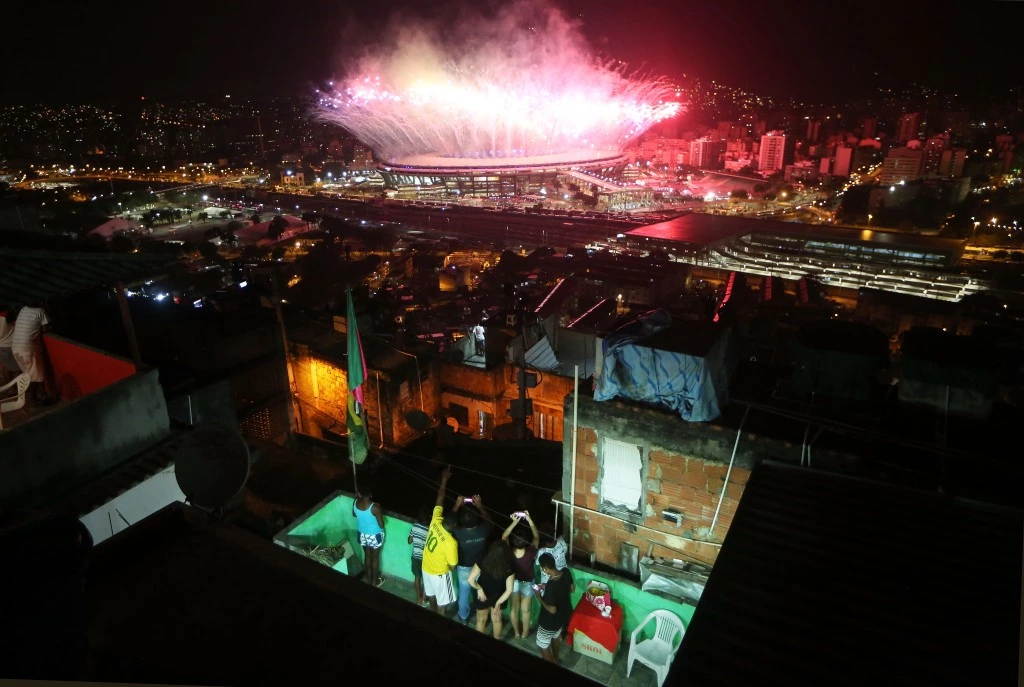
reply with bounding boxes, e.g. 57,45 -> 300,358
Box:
1,0 -> 1021,105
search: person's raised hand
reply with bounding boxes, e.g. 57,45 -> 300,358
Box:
442,465 -> 453,482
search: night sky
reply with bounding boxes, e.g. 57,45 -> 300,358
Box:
1,0 -> 1019,104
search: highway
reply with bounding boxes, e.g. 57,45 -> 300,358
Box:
235,189 -> 655,248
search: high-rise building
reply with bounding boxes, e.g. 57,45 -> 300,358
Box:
832,146 -> 853,177
861,117 -> 877,140
758,131 -> 794,175
921,134 -> 949,176
639,138 -> 692,167
852,143 -> 881,173
939,111 -> 971,143
690,137 -> 725,169
939,148 -> 967,177
897,112 -> 921,144
879,147 -> 923,185
806,118 -> 822,144
352,144 -> 373,167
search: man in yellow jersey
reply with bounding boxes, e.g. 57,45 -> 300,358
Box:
421,465 -> 459,615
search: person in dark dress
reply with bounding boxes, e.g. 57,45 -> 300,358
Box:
535,552 -> 574,663
468,542 -> 515,638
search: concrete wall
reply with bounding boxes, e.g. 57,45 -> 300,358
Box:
277,491 -> 415,584
0,368 -> 171,508
562,395 -> 769,568
80,465 -> 186,545
439,361 -> 573,441
43,333 -> 136,400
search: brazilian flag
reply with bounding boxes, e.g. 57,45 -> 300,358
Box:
346,288 -> 369,464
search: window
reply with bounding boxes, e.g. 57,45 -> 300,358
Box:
448,402 -> 469,428
600,438 -> 644,513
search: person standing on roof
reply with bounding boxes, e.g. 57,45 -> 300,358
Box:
452,493 -> 492,625
503,510 -> 540,639
472,323 -> 485,356
11,301 -> 54,405
353,483 -> 386,587
421,466 -> 459,615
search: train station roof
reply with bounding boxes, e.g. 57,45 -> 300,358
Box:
626,213 -> 966,253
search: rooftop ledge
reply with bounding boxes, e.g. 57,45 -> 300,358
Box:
275,489 -> 696,686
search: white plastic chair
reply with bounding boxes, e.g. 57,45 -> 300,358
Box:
0,373 -> 31,430
626,609 -> 686,687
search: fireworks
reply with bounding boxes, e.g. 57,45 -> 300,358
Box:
317,3 -> 681,166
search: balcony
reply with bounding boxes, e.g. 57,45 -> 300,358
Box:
275,490 -> 697,687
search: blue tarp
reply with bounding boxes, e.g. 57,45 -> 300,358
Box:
594,315 -> 735,422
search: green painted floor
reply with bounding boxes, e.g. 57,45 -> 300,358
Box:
379,577 -> 659,687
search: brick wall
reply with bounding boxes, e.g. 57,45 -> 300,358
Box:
290,343 -> 348,437
563,396 -> 770,570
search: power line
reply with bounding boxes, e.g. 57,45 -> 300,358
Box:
386,446 -> 559,495
374,452 -> 522,532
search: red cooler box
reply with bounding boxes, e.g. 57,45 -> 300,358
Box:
566,597 -> 624,664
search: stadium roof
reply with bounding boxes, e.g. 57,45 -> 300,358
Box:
0,248 -> 173,306
626,213 -> 966,253
674,461 -> 1022,686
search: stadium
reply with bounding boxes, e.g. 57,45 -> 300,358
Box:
316,4 -> 678,208
375,151 -> 654,208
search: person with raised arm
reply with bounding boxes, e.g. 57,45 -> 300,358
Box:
502,509 -> 539,639
452,493 -> 491,625
421,466 -> 459,615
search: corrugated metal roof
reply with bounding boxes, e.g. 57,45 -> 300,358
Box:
674,461 -> 1022,687
0,248 -> 174,305
533,276 -> 576,320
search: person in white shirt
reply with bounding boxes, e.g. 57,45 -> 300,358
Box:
0,310 -> 17,383
472,323 -> 485,356
11,303 -> 53,404
537,523 -> 569,584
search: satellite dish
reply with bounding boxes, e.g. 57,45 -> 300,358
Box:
446,416 -> 460,433
405,409 -> 431,431
174,423 -> 250,511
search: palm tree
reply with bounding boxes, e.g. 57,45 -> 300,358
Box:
268,215 -> 288,240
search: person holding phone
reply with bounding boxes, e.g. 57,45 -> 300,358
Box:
535,553 -> 574,663
502,510 -> 539,639
467,541 -> 514,638
453,493 -> 491,625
